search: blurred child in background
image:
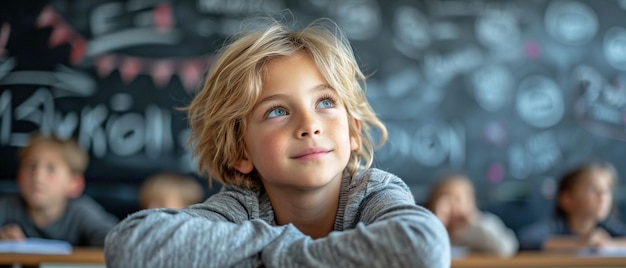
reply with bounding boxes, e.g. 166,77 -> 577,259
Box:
426,173 -> 518,257
0,133 -> 118,247
518,160 -> 626,251
139,172 -> 204,209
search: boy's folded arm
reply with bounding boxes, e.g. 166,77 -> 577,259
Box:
104,174 -> 450,267
105,211 -> 288,267
262,178 -> 451,268
104,192 -> 291,268
263,205 -> 450,267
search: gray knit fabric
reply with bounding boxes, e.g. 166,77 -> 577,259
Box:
105,168 -> 450,267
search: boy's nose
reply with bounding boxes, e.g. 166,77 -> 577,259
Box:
29,165 -> 47,181
297,112 -> 322,138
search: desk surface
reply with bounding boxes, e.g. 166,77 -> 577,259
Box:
2,249 -> 626,267
452,252 -> 626,267
0,248 -> 104,265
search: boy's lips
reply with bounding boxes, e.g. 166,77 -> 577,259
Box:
292,148 -> 332,160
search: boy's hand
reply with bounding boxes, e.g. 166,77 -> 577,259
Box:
585,228 -> 611,248
0,224 -> 26,241
433,195 -> 453,227
447,202 -> 477,236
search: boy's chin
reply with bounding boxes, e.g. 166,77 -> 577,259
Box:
25,196 -> 56,209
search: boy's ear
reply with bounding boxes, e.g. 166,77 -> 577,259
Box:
558,192 -> 573,214
234,158 -> 254,174
68,175 -> 85,199
350,118 -> 361,151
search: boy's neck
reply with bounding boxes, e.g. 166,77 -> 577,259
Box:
28,201 -> 67,228
567,214 -> 598,237
265,175 -> 342,239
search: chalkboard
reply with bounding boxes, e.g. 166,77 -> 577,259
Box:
1,0 -> 625,208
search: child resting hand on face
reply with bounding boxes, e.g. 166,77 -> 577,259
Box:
426,173 -> 518,257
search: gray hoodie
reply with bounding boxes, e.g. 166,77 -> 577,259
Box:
104,168 -> 450,267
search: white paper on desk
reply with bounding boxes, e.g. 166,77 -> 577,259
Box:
0,238 -> 72,254
578,247 -> 626,257
451,246 -> 468,259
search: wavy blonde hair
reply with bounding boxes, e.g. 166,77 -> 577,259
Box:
186,18 -> 387,189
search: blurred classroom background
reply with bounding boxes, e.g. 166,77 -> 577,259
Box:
0,0 -> 625,235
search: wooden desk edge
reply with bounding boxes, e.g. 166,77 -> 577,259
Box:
0,248 -> 105,265
452,252 -> 626,267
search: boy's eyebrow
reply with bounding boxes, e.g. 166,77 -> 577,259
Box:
256,84 -> 332,106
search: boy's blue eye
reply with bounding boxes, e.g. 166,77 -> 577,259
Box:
267,107 -> 288,118
318,99 -> 334,109
46,163 -> 56,173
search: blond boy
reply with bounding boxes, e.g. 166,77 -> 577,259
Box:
105,18 -> 449,267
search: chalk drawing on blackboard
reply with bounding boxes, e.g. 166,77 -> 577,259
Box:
178,128 -> 198,173
144,105 -> 174,159
95,55 -> 115,78
430,22 -> 460,42
393,6 -> 430,59
332,0 -> 381,41
373,123 -> 407,164
372,121 -> 464,169
119,57 -> 142,84
411,124 -> 448,167
196,0 -> 284,15
475,10 -> 521,51
15,89 -> 54,136
487,162 -> 505,184
367,65 -> 444,120
572,65 -> 626,141
80,104 -> 108,157
424,46 -> 484,87
508,131 -> 561,180
110,93 -> 133,112
0,59 -> 14,82
150,61 -> 176,88
540,176 -> 557,200
0,91 -> 12,145
516,75 -> 565,128
469,64 -> 514,112
603,27 -> 626,71
108,113 -> 145,156
39,2 -> 211,92
448,122 -> 465,169
527,132 -> 561,173
509,143 -> 530,179
482,121 -> 507,147
410,122 -> 465,168
544,0 -> 598,45
0,63 -> 96,147
0,67 -> 96,97
523,41 -> 542,60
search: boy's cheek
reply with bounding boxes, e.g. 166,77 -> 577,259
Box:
16,172 -> 28,187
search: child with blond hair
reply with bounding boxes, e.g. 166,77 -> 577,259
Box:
105,18 -> 449,267
519,160 -> 626,250
139,172 -> 204,209
426,173 -> 518,257
0,133 -> 118,246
